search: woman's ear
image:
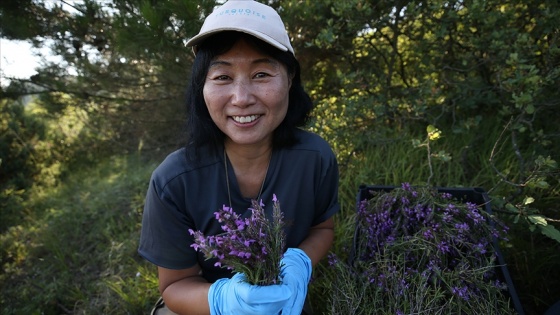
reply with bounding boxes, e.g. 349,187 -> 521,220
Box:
288,73 -> 295,89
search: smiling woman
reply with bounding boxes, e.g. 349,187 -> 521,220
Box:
137,1 -> 340,315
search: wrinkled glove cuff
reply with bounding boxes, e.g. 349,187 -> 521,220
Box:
208,278 -> 228,315
284,248 -> 312,282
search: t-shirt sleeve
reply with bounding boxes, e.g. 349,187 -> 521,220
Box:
313,141 -> 340,226
138,174 -> 198,270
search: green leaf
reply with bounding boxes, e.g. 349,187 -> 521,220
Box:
539,225 -> 560,243
535,156 -> 558,168
505,203 -> 518,213
523,196 -> 535,205
431,150 -> 452,162
525,104 -> 535,114
528,214 -> 547,226
535,180 -> 550,189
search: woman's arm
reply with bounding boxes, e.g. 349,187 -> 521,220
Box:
158,264 -> 211,314
157,217 -> 334,315
158,263 -> 292,315
297,216 -> 335,266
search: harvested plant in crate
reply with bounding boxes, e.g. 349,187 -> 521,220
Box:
327,183 -> 517,314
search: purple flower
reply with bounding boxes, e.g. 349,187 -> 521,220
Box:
476,242 -> 487,254
440,192 -> 453,199
401,196 -> 410,205
454,222 -> 470,232
189,198 -> 286,285
437,241 -> 450,253
422,229 -> 434,239
451,286 -> 470,300
442,212 -> 453,223
328,253 -> 339,266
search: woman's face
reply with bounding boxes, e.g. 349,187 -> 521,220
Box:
203,38 -> 292,147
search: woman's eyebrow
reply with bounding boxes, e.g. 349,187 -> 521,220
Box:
252,57 -> 279,66
208,60 -> 231,68
208,57 -> 279,68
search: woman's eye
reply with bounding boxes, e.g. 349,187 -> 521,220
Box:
254,72 -> 270,79
215,75 -> 230,80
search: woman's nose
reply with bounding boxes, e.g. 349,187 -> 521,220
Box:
231,80 -> 256,107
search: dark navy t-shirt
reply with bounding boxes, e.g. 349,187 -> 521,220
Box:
138,129 -> 340,282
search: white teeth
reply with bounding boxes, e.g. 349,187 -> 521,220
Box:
232,115 -> 259,123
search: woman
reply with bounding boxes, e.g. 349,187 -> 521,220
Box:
139,1 -> 340,314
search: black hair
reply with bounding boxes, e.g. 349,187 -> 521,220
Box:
184,31 -> 313,158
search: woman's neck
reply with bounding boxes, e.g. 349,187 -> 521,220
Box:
223,137 -> 273,167
224,141 -> 273,199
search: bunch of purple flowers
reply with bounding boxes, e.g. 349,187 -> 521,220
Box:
189,195 -> 286,286
326,183 -> 516,314
355,183 -> 505,269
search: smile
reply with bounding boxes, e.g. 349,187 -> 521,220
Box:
232,115 -> 261,124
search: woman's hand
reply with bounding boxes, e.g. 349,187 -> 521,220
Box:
209,273 -> 292,315
279,248 -> 312,315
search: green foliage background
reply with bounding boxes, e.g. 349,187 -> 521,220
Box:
1,0 -> 559,314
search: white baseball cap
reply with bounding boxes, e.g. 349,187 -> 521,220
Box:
186,0 -> 294,54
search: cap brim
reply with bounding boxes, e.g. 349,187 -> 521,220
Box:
186,28 -> 289,54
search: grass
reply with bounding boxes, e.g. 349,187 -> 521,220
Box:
1,155 -> 160,314
1,122 -> 559,314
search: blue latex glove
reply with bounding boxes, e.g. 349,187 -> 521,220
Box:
208,273 -> 291,315
280,248 -> 312,315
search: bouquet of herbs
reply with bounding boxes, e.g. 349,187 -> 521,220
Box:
189,195 -> 286,286
326,183 -> 517,314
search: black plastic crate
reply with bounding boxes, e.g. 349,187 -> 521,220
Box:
355,184 -> 525,315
